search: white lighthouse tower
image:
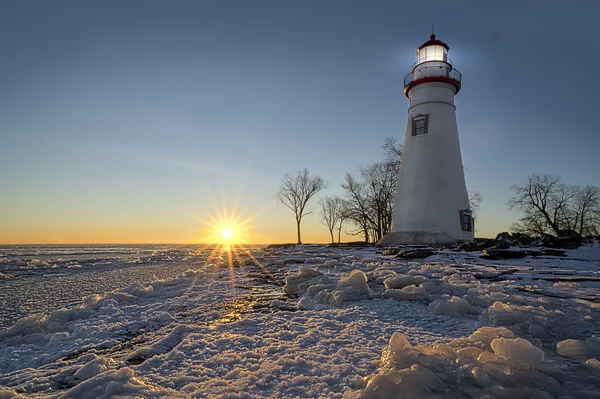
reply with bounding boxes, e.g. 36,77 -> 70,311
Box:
379,34 -> 474,246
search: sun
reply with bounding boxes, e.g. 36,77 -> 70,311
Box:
221,227 -> 234,241
196,205 -> 254,246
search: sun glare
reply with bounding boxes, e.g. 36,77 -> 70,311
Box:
193,202 -> 282,292
220,227 -> 234,241
196,205 -> 254,247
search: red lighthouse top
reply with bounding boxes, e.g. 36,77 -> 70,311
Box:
403,34 -> 462,98
417,34 -> 450,52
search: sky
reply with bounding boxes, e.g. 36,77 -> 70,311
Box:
1,0 -> 599,244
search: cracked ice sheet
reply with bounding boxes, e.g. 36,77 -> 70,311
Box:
1,243 -> 599,398
135,300 -> 479,399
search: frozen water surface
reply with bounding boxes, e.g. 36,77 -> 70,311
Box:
0,243 -> 599,398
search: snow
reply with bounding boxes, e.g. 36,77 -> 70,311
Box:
1,243 -> 600,397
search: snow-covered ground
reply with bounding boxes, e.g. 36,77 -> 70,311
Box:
0,243 -> 599,398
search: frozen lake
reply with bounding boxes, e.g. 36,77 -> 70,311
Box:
1,243 -> 599,398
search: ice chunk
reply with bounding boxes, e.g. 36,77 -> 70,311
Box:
271,299 -> 294,310
528,323 -> 549,339
471,366 -> 492,387
362,374 -> 397,399
389,332 -> 412,353
122,282 -> 153,296
586,336 -> 600,355
556,339 -> 587,357
468,326 -> 514,346
487,301 -> 524,325
337,269 -> 369,294
362,365 -> 444,399
586,358 -> 600,371
126,325 -> 190,362
383,275 -> 427,289
490,337 -> 544,368
428,296 -> 478,316
283,266 -> 332,296
74,356 -> 112,381
58,367 -> 139,399
0,389 -> 25,399
384,285 -> 426,301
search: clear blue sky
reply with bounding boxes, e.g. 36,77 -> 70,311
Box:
1,0 -> 599,243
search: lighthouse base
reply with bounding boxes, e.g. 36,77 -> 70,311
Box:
376,231 -> 457,247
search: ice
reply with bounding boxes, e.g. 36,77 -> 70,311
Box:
296,269 -> 371,308
384,285 -> 426,301
556,338 -> 588,357
389,332 -> 412,353
490,337 -> 544,368
486,301 -> 525,325
0,389 -> 24,399
428,296 -> 478,316
587,358 -> 600,371
470,366 -> 492,387
74,356 -> 113,381
337,269 -> 369,293
383,275 -> 427,289
1,244 -> 600,398
57,367 -> 174,399
283,266 -> 332,296
126,325 -> 190,362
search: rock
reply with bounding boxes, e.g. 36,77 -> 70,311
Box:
493,232 -> 534,247
511,232 -> 534,246
541,248 -> 567,257
344,241 -> 374,247
496,232 -> 512,242
535,232 -> 583,250
557,229 -> 580,238
382,248 -> 401,256
396,249 -> 436,259
496,241 -> 511,249
476,239 -> 497,250
455,241 -> 479,251
481,249 -> 528,259
283,259 -> 305,265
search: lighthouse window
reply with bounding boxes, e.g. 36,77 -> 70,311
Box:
459,210 -> 473,232
412,115 -> 429,136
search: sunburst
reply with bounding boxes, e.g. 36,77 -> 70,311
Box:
193,204 -> 282,293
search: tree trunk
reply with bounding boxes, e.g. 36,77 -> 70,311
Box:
329,230 -> 334,245
337,227 -> 342,244
296,219 -> 302,244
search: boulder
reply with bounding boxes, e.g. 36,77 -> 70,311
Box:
541,248 -> 567,257
495,232 -> 512,242
511,232 -> 534,246
396,249 -> 436,259
481,249 -> 541,260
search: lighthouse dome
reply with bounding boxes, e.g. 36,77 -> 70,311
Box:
416,34 -> 449,64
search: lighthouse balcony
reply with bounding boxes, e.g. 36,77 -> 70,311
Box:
404,65 -> 462,97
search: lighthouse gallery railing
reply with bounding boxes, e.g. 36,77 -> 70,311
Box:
404,66 -> 462,88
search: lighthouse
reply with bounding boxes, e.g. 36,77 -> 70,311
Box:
379,34 -> 474,246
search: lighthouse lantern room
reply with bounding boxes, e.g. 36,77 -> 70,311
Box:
378,35 -> 473,246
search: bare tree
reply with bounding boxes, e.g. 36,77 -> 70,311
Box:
341,173 -> 373,242
382,136 -> 403,165
468,190 -> 483,216
277,169 -> 327,244
569,185 -> 600,236
341,137 -> 403,243
508,174 -> 600,236
319,196 -> 344,244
